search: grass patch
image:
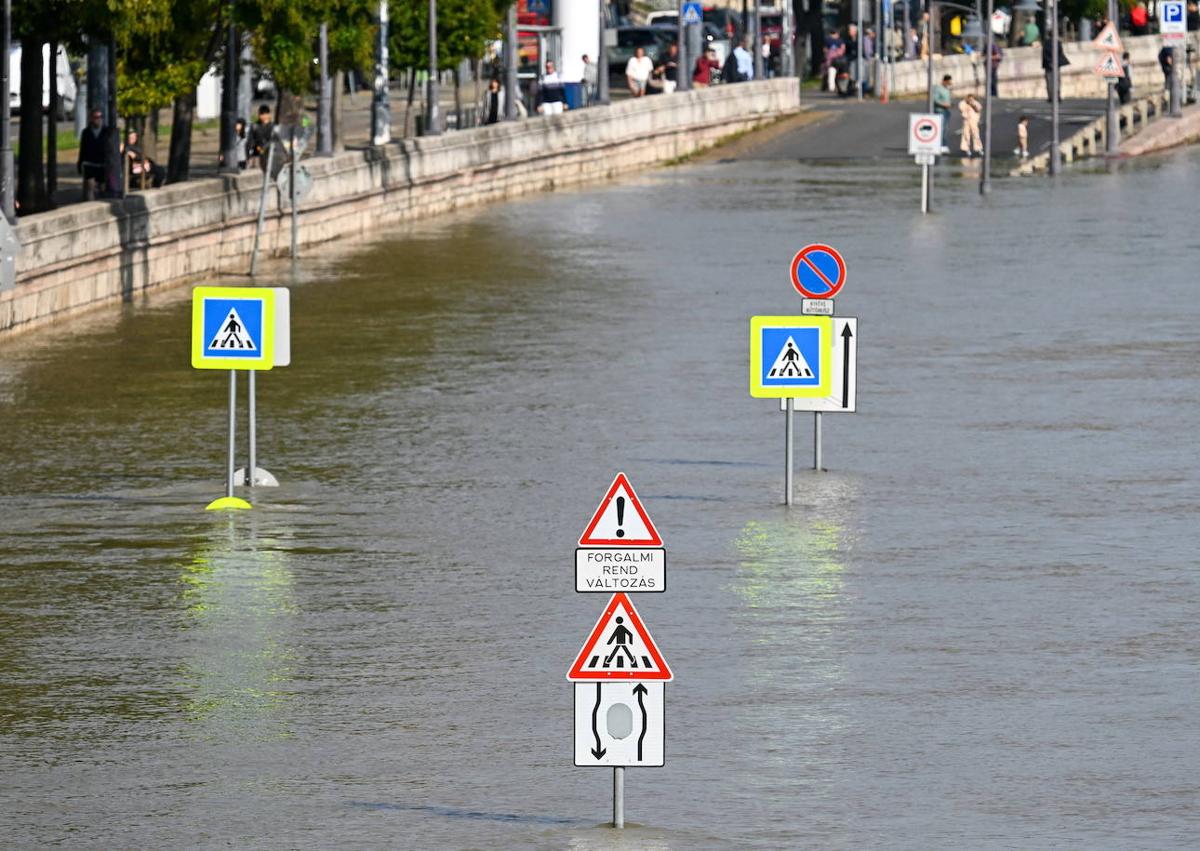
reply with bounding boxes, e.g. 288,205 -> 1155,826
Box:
14,118 -> 220,158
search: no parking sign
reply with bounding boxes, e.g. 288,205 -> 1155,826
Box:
908,113 -> 943,156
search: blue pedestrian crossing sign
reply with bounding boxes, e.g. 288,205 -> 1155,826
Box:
750,316 -> 834,398
682,2 -> 703,25
191,287 -> 279,370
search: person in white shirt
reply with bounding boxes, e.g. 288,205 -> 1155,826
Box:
733,37 -> 754,81
625,46 -> 654,97
581,54 -> 598,105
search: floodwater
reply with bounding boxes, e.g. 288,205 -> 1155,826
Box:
1,139 -> 1198,849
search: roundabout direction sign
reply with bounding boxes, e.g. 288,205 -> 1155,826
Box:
789,244 -> 846,299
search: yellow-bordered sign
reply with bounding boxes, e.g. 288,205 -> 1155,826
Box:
191,287 -> 276,370
749,315 -> 834,398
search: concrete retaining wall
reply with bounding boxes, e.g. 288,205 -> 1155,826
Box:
5,79 -> 800,336
888,33 -> 1185,101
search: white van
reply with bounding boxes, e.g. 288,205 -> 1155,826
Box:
9,43 -> 77,118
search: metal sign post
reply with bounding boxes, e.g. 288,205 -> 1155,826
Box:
785,398 -> 795,504
909,114 -> 942,213
248,139 -> 277,276
192,286 -> 291,509
752,246 -> 858,497
613,767 -> 624,828
290,126 -> 299,258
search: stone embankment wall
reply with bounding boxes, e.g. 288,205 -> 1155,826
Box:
5,79 -> 799,336
888,34 -> 1178,101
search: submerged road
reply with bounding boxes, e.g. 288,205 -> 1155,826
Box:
0,111 -> 1197,848
747,93 -> 1108,161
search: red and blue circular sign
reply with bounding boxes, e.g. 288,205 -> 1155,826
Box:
790,244 -> 846,299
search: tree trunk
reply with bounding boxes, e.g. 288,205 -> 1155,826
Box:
277,90 -> 304,125
47,41 -> 59,204
149,109 -> 160,163
17,39 -> 47,214
404,69 -> 416,137
332,70 -> 344,151
797,0 -> 826,78
167,91 -> 196,183
453,67 -> 462,129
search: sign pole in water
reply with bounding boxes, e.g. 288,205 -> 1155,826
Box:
192,286 -> 292,510
571,475 -> 670,828
908,114 -> 942,214
751,245 -> 858,497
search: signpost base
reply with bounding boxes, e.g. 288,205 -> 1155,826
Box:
814,412 -> 823,471
613,767 -> 624,829
784,398 -> 794,505
205,496 -> 253,511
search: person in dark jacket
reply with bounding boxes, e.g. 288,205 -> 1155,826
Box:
1117,51 -> 1133,103
248,104 -> 274,171
77,108 -> 112,201
1041,38 -> 1069,102
1158,45 -> 1175,89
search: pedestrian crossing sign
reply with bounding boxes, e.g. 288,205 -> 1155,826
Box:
191,287 -> 276,370
750,316 -> 834,398
567,593 -> 673,682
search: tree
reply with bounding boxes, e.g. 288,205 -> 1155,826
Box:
111,0 -> 224,182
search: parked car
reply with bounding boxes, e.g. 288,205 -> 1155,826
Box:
9,43 -> 76,119
704,6 -> 743,41
646,10 -> 678,26
606,26 -> 675,84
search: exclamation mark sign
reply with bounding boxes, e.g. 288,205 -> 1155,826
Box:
615,496 -> 626,538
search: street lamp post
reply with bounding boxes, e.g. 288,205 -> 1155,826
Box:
505,2 -> 520,118
426,0 -> 441,135
221,5 -> 239,173
1106,0 -> 1118,154
857,0 -> 864,98
981,0 -> 993,194
677,2 -> 690,92
597,1 -> 610,105
372,0 -> 391,146
317,22 -> 333,154
1049,0 -> 1060,174
0,0 -> 12,221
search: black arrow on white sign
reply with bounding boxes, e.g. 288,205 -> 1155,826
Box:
841,323 -> 853,409
591,683 -> 606,759
633,683 -> 648,760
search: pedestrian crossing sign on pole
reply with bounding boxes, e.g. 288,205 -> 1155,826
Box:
191,287 -> 281,370
749,315 -> 834,398
682,2 -> 703,25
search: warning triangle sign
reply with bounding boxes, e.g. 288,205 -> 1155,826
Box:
1092,21 -> 1123,53
1094,52 -> 1124,78
567,593 -> 673,681
207,308 -> 258,351
766,335 -> 815,379
578,473 -> 662,547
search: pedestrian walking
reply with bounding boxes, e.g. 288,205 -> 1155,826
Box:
653,44 -> 680,94
625,46 -> 654,97
1158,45 -> 1174,90
958,94 -> 983,157
581,54 -> 598,105
1117,51 -> 1133,104
990,40 -> 1003,97
247,104 -> 274,171
693,46 -> 721,87
77,108 -> 114,201
1130,1 -> 1149,36
1013,115 -> 1030,157
1042,37 -> 1069,102
933,74 -> 953,152
732,35 -> 755,81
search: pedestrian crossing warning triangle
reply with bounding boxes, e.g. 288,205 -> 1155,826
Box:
578,472 -> 662,547
207,308 -> 258,351
1092,21 -> 1123,53
766,335 -> 815,379
567,592 -> 673,681
1094,52 -> 1124,78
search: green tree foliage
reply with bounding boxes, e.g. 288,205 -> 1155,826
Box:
390,0 -> 505,71
238,0 -> 373,93
112,0 -> 224,117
